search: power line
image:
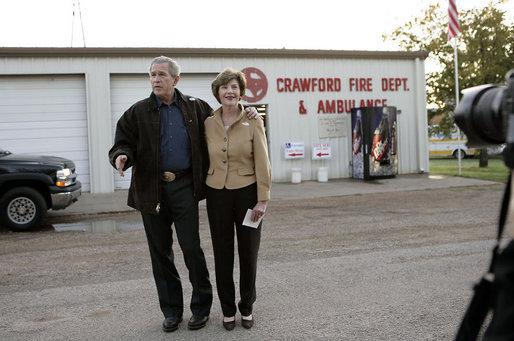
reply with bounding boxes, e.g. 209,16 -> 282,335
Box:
71,0 -> 86,47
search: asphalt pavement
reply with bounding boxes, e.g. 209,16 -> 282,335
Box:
50,173 -> 501,217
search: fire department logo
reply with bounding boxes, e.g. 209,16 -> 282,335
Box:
241,67 -> 268,103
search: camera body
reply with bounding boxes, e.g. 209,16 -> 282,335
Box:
455,70 -> 514,168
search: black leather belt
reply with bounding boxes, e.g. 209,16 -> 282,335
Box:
161,170 -> 190,182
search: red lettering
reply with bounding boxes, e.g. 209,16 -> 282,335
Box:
382,77 -> 409,91
317,100 -> 325,113
299,78 -> 311,91
319,99 -> 351,113
346,99 -> 355,113
350,78 -> 372,91
277,78 -> 284,92
319,78 -> 326,92
349,78 -> 357,91
402,78 -> 409,91
318,99 -> 360,113
335,99 -> 355,113
284,78 -> 292,92
382,78 -> 388,91
361,78 -> 372,91
327,79 -> 334,92
325,100 -> 335,113
381,78 -> 389,91
299,100 -> 307,114
277,78 -> 343,92
395,78 -> 402,90
337,100 -> 344,113
292,79 -> 300,92
360,79 -> 367,91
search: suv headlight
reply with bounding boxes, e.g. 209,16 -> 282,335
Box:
56,168 -> 73,187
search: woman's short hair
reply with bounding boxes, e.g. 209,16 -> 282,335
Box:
149,56 -> 181,77
211,68 -> 246,103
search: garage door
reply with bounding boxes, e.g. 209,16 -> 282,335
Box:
0,75 -> 90,191
110,73 -> 218,189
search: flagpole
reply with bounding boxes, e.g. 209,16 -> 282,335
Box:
449,0 -> 461,175
454,36 -> 462,175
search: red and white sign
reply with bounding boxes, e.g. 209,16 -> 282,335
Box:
284,142 -> 305,159
242,67 -> 268,103
312,142 -> 332,160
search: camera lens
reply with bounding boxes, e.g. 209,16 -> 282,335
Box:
455,84 -> 506,147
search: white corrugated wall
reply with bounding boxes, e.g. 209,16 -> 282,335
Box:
0,50 -> 428,192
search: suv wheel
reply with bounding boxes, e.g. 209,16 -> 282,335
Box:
0,187 -> 47,231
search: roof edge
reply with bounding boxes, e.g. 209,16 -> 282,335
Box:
0,47 -> 429,60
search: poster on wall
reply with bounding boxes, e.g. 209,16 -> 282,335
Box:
284,142 -> 305,159
318,116 -> 347,138
312,142 -> 332,160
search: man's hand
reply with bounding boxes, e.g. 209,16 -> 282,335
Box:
115,154 -> 127,177
245,106 -> 261,120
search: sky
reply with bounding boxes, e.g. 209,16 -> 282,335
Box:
0,0 -> 512,51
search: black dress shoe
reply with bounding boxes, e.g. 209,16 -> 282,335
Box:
223,319 -> 236,331
163,316 -> 182,332
241,316 -> 254,329
188,315 -> 209,330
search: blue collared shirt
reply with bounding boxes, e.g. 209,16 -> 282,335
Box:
156,92 -> 192,172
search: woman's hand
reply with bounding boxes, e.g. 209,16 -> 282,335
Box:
251,200 -> 268,222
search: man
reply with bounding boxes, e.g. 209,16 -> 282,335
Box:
108,56 -> 258,332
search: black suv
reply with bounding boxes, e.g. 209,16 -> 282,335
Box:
0,148 -> 81,231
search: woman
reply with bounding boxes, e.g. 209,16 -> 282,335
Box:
205,68 -> 271,331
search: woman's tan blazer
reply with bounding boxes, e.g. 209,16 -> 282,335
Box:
205,104 -> 271,201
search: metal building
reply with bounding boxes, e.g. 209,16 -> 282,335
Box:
0,47 -> 428,194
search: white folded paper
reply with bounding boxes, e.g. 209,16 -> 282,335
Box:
242,209 -> 264,228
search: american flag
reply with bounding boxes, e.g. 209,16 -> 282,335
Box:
448,0 -> 460,40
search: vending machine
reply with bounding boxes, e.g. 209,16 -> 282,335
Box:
351,106 -> 398,180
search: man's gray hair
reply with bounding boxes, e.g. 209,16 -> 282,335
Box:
149,56 -> 181,77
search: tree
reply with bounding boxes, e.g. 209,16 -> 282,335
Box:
384,0 -> 514,166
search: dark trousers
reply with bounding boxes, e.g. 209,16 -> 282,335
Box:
141,174 -> 212,318
206,183 -> 261,317
483,240 -> 514,340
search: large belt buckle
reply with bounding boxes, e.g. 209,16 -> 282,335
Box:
162,171 -> 176,182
